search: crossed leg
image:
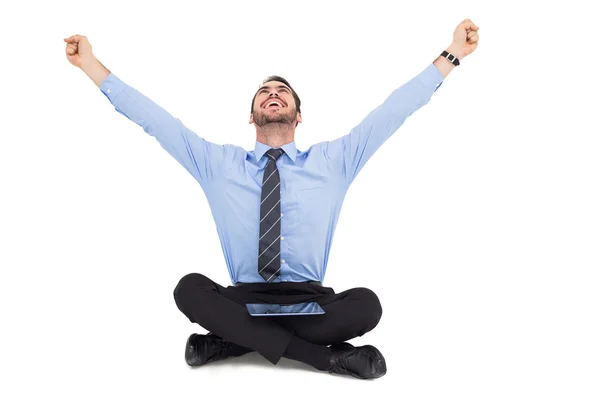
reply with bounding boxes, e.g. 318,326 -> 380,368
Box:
273,287 -> 383,345
173,273 -> 382,366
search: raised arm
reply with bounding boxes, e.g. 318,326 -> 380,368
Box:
64,34 -> 233,186
321,19 -> 480,186
322,63 -> 444,186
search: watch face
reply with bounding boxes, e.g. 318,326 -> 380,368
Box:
442,51 -> 459,66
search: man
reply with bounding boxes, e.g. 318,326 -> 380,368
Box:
64,19 -> 479,379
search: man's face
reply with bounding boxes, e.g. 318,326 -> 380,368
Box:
250,81 -> 301,127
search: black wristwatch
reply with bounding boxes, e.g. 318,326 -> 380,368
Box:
441,50 -> 460,66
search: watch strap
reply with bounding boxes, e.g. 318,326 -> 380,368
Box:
441,50 -> 460,66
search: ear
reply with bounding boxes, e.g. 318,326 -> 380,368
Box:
249,114 -> 254,124
296,112 -> 302,124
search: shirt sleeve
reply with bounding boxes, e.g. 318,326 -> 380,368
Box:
99,73 -> 232,185
321,63 -> 444,185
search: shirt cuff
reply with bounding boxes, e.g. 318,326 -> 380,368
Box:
100,72 -> 127,102
419,63 -> 444,93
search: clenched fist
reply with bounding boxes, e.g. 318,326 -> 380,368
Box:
64,34 -> 95,69
448,19 -> 480,59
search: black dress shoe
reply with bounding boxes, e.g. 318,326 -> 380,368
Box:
185,333 -> 232,366
327,344 -> 387,379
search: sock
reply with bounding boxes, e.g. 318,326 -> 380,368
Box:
226,342 -> 254,357
209,333 -> 254,357
283,335 -> 333,371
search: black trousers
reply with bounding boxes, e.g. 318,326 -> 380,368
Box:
173,273 -> 383,364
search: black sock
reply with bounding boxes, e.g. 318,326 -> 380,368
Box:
208,333 -> 253,357
226,342 -> 254,357
283,336 -> 333,370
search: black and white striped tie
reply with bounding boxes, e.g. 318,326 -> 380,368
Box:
258,148 -> 284,282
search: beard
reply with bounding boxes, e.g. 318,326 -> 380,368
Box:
252,106 -> 297,128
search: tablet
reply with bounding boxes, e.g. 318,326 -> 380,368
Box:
246,302 -> 325,316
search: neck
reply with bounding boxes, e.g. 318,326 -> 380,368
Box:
255,123 -> 295,148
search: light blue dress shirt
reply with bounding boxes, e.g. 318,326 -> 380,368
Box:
100,63 -> 444,284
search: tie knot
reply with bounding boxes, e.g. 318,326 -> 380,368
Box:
266,148 -> 284,161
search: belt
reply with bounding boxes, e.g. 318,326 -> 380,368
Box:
235,280 -> 322,287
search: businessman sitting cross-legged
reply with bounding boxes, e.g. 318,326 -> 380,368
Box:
64,19 -> 479,379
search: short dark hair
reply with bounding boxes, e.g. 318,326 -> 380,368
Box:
251,75 -> 302,127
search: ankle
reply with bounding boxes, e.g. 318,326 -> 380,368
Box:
226,341 -> 253,357
284,336 -> 333,371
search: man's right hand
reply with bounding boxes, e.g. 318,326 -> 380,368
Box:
64,34 -> 95,69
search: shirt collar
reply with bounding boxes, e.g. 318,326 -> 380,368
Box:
254,140 -> 298,164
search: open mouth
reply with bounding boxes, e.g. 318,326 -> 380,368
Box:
264,100 -> 284,109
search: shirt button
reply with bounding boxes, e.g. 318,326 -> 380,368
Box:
281,212 -> 283,217
107,89 -> 111,93
282,259 -> 285,263
281,236 -> 284,240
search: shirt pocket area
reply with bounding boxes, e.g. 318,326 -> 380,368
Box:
295,185 -> 327,226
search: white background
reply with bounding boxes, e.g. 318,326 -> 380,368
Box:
1,0 -> 599,398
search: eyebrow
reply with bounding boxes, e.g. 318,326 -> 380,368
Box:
257,85 -> 290,92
